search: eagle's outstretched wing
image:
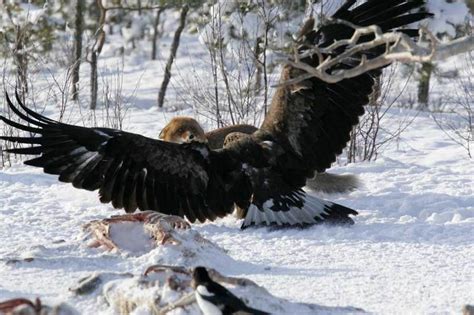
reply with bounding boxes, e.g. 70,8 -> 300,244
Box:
0,93 -> 240,223
259,0 -> 432,173
0,0 -> 432,230
238,0 -> 432,227
0,93 -> 356,229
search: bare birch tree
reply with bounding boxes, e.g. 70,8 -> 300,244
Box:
71,0 -> 84,101
157,5 -> 189,108
86,0 -> 106,110
151,7 -> 165,60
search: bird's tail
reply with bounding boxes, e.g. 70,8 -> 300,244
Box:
241,192 -> 357,229
306,172 -> 360,194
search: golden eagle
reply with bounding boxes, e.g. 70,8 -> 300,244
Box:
159,117 -> 360,194
0,0 -> 431,229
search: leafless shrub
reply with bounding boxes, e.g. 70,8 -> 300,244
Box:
1,59 -> 24,168
42,66 -> 74,122
176,3 -> 276,128
346,64 -> 416,163
0,56 -> 135,168
98,62 -> 129,130
176,52 -> 267,128
52,31 -> 76,69
432,53 -> 473,158
0,96 -> 17,168
77,58 -> 139,131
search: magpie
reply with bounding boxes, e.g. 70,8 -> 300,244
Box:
192,267 -> 269,315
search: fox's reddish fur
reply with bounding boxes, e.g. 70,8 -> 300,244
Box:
159,117 -> 207,144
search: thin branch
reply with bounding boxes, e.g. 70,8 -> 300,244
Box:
274,20 -> 474,86
103,5 -> 164,11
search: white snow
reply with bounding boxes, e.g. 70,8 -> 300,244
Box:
108,221 -> 155,253
1,96 -> 472,314
0,6 -> 473,314
427,0 -> 471,37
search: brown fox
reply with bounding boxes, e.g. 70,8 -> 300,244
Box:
159,117 -> 360,198
159,117 -> 208,144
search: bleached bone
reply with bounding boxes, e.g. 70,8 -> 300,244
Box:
0,298 -> 78,315
82,211 -> 190,252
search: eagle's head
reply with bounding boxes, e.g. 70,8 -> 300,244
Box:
159,116 -> 207,144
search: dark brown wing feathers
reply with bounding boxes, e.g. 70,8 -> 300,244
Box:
0,93 -> 237,222
260,0 -> 432,173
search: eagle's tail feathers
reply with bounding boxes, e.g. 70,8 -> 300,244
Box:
241,194 -> 357,229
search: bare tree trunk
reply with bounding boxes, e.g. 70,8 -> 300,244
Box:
90,51 -> 98,110
417,62 -> 433,108
262,25 -> 269,115
72,0 -> 84,101
467,0 -> 474,14
157,5 -> 188,108
151,7 -> 164,60
256,0 -> 273,115
89,0 -> 106,110
254,37 -> 262,94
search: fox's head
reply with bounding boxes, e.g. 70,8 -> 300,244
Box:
159,117 -> 207,144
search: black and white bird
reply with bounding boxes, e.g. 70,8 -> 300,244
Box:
192,267 -> 269,315
0,0 -> 432,229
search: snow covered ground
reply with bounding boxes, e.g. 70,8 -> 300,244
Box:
0,26 -> 473,315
